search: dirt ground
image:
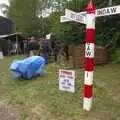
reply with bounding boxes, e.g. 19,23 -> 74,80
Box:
0,102 -> 20,120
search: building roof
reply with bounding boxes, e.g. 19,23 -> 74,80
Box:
0,16 -> 13,35
0,33 -> 24,41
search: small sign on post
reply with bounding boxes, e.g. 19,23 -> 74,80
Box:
59,69 -> 75,93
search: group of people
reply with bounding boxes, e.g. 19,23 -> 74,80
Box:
24,36 -> 69,64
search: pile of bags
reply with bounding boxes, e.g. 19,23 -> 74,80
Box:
10,56 -> 45,79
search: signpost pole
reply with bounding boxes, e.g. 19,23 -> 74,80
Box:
83,0 -> 95,111
60,0 -> 120,111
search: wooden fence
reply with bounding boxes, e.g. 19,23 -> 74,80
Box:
69,44 -> 108,68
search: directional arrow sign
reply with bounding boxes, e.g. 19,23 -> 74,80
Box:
60,5 -> 120,23
65,5 -> 120,18
96,5 -> 120,17
60,16 -> 72,22
65,9 -> 86,24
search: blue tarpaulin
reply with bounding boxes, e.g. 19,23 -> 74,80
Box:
10,56 -> 45,79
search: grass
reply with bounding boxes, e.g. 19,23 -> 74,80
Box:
0,56 -> 120,120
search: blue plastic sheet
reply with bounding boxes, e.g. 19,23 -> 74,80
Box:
10,56 -> 45,79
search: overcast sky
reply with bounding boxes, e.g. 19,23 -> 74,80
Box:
0,0 -> 9,5
0,0 -> 9,16
0,0 -> 51,17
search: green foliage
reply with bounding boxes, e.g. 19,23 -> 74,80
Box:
54,22 -> 85,44
49,0 -> 87,44
66,0 -> 87,12
7,0 -> 42,36
7,0 -> 120,51
109,49 -> 120,62
47,0 -> 68,12
38,17 -> 52,37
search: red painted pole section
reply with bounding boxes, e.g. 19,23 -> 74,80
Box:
83,0 -> 96,111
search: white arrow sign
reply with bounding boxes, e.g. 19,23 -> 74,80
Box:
60,5 -> 120,23
60,16 -> 72,22
65,9 -> 86,24
96,5 -> 120,17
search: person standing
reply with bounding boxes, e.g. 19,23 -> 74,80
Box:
28,36 -> 39,56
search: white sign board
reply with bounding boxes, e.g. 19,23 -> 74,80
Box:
60,5 -> 120,23
60,16 -> 71,22
65,9 -> 86,24
96,5 -> 120,17
59,69 -> 75,93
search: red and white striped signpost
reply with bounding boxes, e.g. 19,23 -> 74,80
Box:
60,0 -> 96,111
60,0 -> 120,111
83,0 -> 95,111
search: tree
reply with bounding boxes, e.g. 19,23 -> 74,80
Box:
7,0 -> 41,36
48,0 -> 86,44
7,0 -> 66,36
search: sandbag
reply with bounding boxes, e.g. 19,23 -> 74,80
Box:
10,56 -> 45,79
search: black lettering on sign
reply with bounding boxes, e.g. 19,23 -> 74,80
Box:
60,75 -> 65,78
87,44 -> 90,51
66,79 -> 69,82
86,72 -> 88,77
97,7 -> 117,16
97,10 -> 103,15
61,82 -> 65,85
107,9 -> 110,14
86,43 -> 92,56
67,76 -> 73,79
103,9 -> 107,14
64,79 -> 66,82
68,83 -> 72,86
71,13 -> 75,19
63,86 -> 69,89
110,7 -> 117,13
86,51 -> 91,56
76,15 -> 83,21
76,16 -> 80,21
